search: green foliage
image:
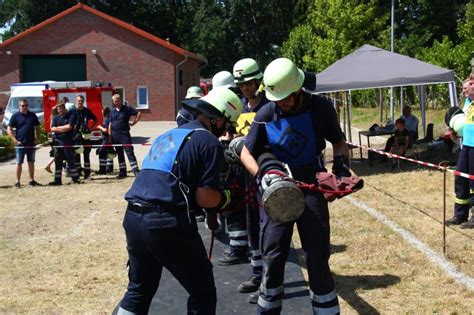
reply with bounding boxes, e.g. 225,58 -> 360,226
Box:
282,0 -> 390,72
0,135 -> 14,160
39,122 -> 48,143
1,0 -> 472,89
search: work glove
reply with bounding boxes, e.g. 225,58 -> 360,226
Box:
224,147 -> 241,165
332,155 -> 351,178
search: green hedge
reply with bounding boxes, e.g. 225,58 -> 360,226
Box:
0,135 -> 14,160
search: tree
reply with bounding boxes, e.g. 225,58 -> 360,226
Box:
282,0 -> 390,72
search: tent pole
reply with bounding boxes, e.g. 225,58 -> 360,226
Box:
343,92 -> 347,136
400,87 -> 403,115
348,90 -> 352,143
418,85 -> 427,137
379,89 -> 383,123
390,87 -> 394,121
448,82 -> 458,108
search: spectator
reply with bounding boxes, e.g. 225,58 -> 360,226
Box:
44,106 -> 59,173
462,79 -> 472,111
401,105 -> 419,142
176,86 -> 203,126
49,102 -> 80,185
389,118 -> 410,169
384,106 -> 419,155
7,98 -> 41,187
108,94 -> 140,178
97,107 -> 115,174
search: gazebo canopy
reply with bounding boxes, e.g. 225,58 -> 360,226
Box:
315,44 -> 455,93
314,44 -> 458,138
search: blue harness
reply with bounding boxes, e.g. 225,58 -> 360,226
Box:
142,128 -> 195,172
265,112 -> 317,167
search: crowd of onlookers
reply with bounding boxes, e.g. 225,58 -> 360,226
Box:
6,93 -> 140,187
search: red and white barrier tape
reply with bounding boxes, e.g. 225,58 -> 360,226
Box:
0,143 -> 151,149
347,141 -> 474,180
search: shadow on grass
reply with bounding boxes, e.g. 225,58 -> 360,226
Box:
335,273 -> 400,314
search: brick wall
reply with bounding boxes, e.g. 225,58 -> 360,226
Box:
0,9 -> 201,121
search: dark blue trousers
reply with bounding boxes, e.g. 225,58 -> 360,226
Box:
112,132 -> 139,176
246,173 -> 262,278
119,205 -> 216,315
257,191 -> 339,315
454,145 -> 474,220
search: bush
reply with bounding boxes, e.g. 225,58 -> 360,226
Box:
39,122 -> 48,143
0,135 -> 14,160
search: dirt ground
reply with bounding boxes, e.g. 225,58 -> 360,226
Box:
0,123 -> 473,313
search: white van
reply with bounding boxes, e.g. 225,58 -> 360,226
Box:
1,82 -> 52,134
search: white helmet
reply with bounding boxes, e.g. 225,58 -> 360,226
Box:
212,71 -> 237,89
263,58 -> 304,101
185,86 -> 204,99
182,87 -> 243,124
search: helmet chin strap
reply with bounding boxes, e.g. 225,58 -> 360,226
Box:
210,118 -> 227,137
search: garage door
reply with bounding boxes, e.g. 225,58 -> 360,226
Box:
21,54 -> 87,82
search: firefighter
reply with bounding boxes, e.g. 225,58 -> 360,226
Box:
108,94 -> 141,178
446,78 -> 474,229
240,58 -> 349,314
49,102 -> 80,185
116,87 -> 243,315
212,71 -> 238,92
230,58 -> 268,294
71,95 -> 98,179
97,107 -> 115,174
176,86 -> 204,126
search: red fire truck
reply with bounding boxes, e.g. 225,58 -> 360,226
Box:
43,81 -> 115,140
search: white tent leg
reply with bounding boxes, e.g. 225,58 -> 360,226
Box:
448,81 -> 458,108
400,87 -> 403,115
418,85 -> 427,137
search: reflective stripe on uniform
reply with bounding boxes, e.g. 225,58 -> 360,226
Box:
312,305 -> 340,315
310,289 -> 337,303
259,284 -> 283,296
455,197 -> 470,205
470,189 -> 474,194
229,230 -> 248,237
230,239 -> 248,246
251,250 -> 261,256
251,259 -> 263,267
257,296 -> 282,310
310,289 -> 339,315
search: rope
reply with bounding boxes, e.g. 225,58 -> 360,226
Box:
263,170 -> 353,196
347,141 -> 474,180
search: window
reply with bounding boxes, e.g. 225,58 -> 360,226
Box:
136,86 -> 148,109
115,86 -> 125,103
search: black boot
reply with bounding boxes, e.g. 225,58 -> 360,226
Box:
247,291 -> 259,304
460,217 -> 474,229
445,216 -> 467,226
218,250 -> 249,266
238,275 -> 261,293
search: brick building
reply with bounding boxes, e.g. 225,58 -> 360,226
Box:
0,3 -> 205,121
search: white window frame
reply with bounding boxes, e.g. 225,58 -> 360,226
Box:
115,86 -> 126,104
136,86 -> 149,109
